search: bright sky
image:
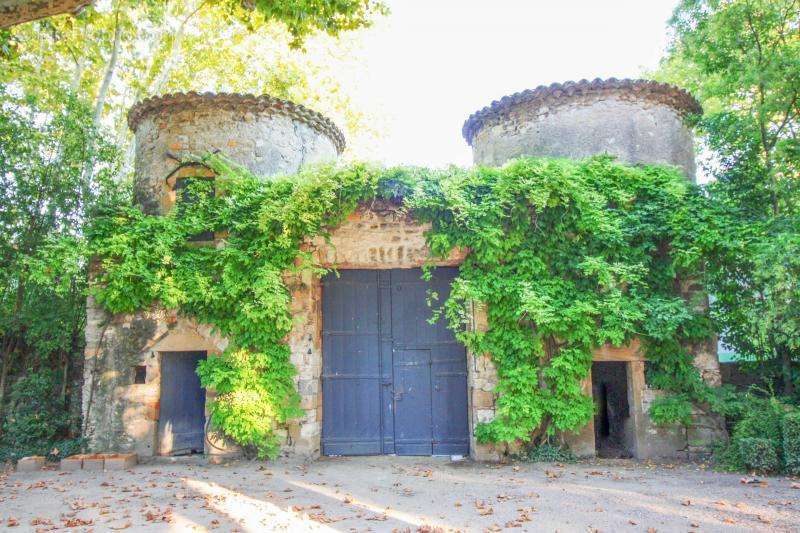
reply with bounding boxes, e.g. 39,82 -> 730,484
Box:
351,0 -> 680,167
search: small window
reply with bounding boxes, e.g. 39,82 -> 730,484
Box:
134,365 -> 147,384
174,177 -> 215,242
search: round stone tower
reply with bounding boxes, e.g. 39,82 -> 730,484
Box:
463,78 -> 723,459
127,92 -> 345,213
462,78 -> 701,179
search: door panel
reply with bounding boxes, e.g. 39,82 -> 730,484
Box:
432,343 -> 470,455
158,351 -> 206,455
393,349 -> 433,455
321,271 -> 384,455
322,268 -> 469,456
391,268 -> 468,455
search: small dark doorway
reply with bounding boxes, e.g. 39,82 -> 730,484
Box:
158,351 -> 207,455
592,362 -> 633,458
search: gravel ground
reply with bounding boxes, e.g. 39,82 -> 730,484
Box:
0,455 -> 797,532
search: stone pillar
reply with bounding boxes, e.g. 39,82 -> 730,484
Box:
468,302 -> 501,461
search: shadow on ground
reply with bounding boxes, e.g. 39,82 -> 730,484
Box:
0,456 -> 797,531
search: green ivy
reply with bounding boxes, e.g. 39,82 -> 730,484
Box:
89,154 -> 713,457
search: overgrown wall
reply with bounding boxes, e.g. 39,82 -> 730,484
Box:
464,79 -> 725,457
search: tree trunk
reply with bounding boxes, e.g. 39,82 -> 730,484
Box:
93,5 -> 123,128
150,0 -> 206,94
60,350 -> 69,406
0,337 -> 17,431
781,347 -> 794,397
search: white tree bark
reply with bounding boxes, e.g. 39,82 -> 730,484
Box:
93,5 -> 123,127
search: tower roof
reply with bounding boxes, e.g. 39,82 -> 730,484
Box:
128,92 -> 346,154
462,78 -> 702,146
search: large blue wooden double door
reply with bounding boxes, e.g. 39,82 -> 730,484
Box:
321,268 -> 469,456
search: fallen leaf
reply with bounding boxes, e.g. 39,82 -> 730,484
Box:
309,511 -> 343,523
62,517 -> 93,527
474,500 -> 494,516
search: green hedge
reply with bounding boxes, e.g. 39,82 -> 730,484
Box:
714,395 -> 797,474
739,437 -> 780,473
783,411 -> 800,475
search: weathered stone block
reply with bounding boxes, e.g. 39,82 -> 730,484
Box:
104,453 -> 138,470
299,421 -> 320,440
472,389 -> 495,409
472,442 -> 501,462
300,395 -> 317,410
16,456 -> 45,472
60,455 -> 83,471
475,409 -> 495,424
82,455 -> 105,471
297,379 -> 318,396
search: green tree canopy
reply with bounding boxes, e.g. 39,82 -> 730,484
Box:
2,0 -> 385,171
657,0 -> 800,395
0,86 -> 119,458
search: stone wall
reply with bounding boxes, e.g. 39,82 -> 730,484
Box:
83,92 -> 346,458
86,82 -> 723,462
469,88 -> 697,179
82,299 -> 230,457
129,93 -> 341,214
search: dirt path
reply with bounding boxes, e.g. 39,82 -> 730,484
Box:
0,456 -> 797,532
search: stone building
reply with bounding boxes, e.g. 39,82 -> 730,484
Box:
83,79 -> 724,462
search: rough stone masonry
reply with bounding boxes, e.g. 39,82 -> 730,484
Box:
83,80 -> 725,462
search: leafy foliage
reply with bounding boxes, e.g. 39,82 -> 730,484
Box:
90,153 -> 713,455
405,157 -> 713,444
738,437 -> 780,474
783,411 -> 800,475
3,0 -> 386,175
214,0 -> 388,47
712,391 -> 798,473
196,349 -> 303,458
520,442 -> 576,464
657,0 -> 800,396
0,86 -> 119,460
0,370 -> 85,463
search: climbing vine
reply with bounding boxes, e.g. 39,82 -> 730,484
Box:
89,154 -> 713,458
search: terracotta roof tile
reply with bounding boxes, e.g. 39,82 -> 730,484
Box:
128,92 -> 346,154
462,78 -> 702,146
